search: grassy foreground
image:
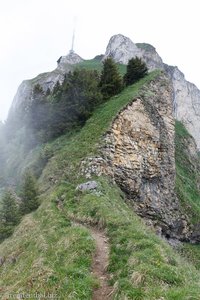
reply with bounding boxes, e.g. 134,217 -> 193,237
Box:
1,71 -> 200,299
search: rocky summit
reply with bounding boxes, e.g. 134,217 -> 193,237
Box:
57,51 -> 84,70
103,34 -> 200,149
104,34 -> 164,70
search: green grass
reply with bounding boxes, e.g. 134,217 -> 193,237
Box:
58,178 -> 200,299
77,58 -> 127,75
1,71 -> 200,299
0,196 -> 96,299
174,120 -> 200,276
77,59 -> 103,72
179,243 -> 200,270
175,120 -> 200,223
136,43 -> 155,52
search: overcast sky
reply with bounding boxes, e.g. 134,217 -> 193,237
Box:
0,0 -> 200,121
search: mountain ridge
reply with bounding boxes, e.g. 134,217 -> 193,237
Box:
8,33 -> 200,149
1,70 -> 200,299
0,34 -> 200,299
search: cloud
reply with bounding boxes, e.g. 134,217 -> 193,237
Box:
0,0 -> 200,120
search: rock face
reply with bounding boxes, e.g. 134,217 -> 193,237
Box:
8,52 -> 83,117
10,69 -> 66,114
104,34 -> 200,149
57,51 -> 83,70
190,223 -> 200,244
76,181 -> 98,192
80,74 -> 190,240
165,65 -> 200,149
104,34 -> 142,64
104,34 -> 164,71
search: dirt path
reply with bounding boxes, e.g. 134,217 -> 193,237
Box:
72,222 -> 113,299
90,228 -> 113,300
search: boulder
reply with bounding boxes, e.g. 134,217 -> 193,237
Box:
76,181 -> 98,192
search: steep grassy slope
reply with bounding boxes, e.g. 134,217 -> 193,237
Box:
175,120 -> 200,274
1,58 -> 126,187
1,71 -> 200,299
175,120 -> 200,223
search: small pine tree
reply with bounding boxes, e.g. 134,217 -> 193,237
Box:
124,57 -> 148,86
20,171 -> 39,215
46,88 -> 51,96
0,190 -> 20,241
33,83 -> 44,94
52,81 -> 61,97
99,57 -> 123,99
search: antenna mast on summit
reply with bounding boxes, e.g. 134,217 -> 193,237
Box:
70,17 -> 77,54
71,29 -> 75,53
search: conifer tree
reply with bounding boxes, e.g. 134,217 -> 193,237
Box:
20,171 -> 39,215
0,190 -> 20,241
99,57 -> 123,99
124,57 -> 148,86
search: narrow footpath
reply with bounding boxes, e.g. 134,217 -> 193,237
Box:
72,222 -> 113,299
90,228 -> 113,300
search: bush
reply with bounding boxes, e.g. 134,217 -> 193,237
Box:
99,57 -> 123,99
27,69 -> 103,142
124,57 -> 148,86
0,190 -> 20,242
19,171 -> 39,215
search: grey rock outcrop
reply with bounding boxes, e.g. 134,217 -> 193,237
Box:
104,34 -> 200,149
9,69 -> 66,115
76,181 -> 98,192
57,51 -> 83,70
104,34 -> 142,64
165,65 -> 200,149
104,34 -> 164,71
8,52 -> 83,117
190,223 -> 200,243
80,74 -> 190,240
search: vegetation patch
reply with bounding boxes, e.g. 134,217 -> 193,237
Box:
56,177 -> 200,299
77,58 -> 127,75
175,120 -> 200,223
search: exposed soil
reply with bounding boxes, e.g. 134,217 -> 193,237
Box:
72,222 -> 113,299
90,228 -> 113,300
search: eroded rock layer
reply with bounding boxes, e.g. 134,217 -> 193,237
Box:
80,73 -> 190,240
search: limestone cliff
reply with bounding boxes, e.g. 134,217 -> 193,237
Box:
80,73 -> 191,240
103,34 -> 200,149
165,64 -> 200,150
104,34 -> 164,71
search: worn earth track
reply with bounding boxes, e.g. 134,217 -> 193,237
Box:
72,222 -> 112,299
90,227 -> 113,300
